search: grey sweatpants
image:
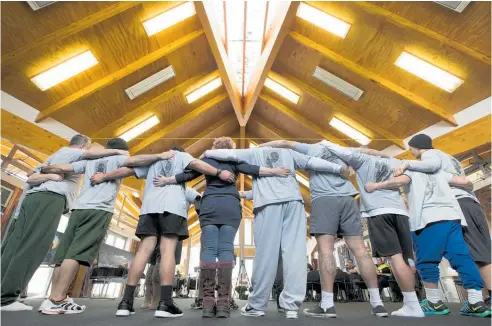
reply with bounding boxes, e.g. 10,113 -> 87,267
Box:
248,201 -> 307,311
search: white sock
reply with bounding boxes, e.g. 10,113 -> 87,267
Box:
467,289 -> 483,305
320,291 -> 334,309
368,288 -> 383,308
424,288 -> 440,304
391,292 -> 424,318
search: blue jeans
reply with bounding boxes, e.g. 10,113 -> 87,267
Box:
200,225 -> 237,263
412,220 -> 483,290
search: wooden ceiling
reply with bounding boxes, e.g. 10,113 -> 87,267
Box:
1,1 -> 491,238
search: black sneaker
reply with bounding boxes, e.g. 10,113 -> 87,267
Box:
116,300 -> 135,317
191,298 -> 203,310
371,305 -> 389,317
303,303 -> 336,318
485,296 -> 491,308
460,301 -> 492,318
155,301 -> 183,318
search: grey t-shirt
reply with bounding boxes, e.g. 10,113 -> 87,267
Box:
71,155 -> 128,213
403,170 -> 466,231
27,147 -> 85,210
204,147 -> 343,209
135,152 -> 194,218
318,141 -> 408,218
406,149 -> 478,203
295,142 -> 358,200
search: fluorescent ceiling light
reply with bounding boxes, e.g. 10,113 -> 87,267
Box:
125,66 -> 175,100
185,77 -> 222,103
119,115 -> 160,142
395,52 -> 464,93
296,3 -> 351,38
31,51 -> 98,91
143,2 -> 196,36
249,142 -> 258,148
264,78 -> 300,104
329,117 -> 371,145
313,67 -> 364,100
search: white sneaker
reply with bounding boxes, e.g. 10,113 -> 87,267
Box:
40,299 -> 86,315
0,301 -> 33,311
285,310 -> 299,319
240,304 -> 265,317
391,303 -> 425,318
38,296 -> 75,312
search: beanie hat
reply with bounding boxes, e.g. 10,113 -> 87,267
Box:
408,134 -> 433,150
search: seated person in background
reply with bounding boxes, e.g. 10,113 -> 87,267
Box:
344,259 -> 358,274
376,258 -> 391,294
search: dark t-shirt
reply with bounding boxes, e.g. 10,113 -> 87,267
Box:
175,158 -> 261,228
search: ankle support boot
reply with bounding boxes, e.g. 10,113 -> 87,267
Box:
200,262 -> 217,318
216,261 -> 234,318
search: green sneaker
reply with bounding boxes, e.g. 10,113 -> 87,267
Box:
420,299 -> 450,315
460,301 -> 492,318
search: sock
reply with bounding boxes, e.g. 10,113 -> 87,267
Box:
320,291 -> 334,310
160,285 -> 173,305
424,287 -> 440,304
391,292 -> 424,317
368,288 -> 383,308
123,285 -> 136,302
467,289 -> 483,305
402,291 -> 419,304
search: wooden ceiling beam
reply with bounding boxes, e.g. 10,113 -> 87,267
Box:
1,2 -> 142,67
195,2 -> 244,126
270,71 -> 405,149
91,70 -> 219,141
258,94 -> 347,146
242,2 -> 300,125
130,92 -> 228,154
289,32 -> 457,126
36,30 -> 205,122
353,1 -> 491,66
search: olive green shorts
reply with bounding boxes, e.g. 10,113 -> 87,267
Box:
54,209 -> 112,266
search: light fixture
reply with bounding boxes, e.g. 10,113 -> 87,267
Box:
329,117 -> 371,145
264,78 -> 300,104
313,66 -> 364,100
119,115 -> 160,142
185,77 -> 222,103
143,2 -> 196,36
394,52 -> 464,93
249,141 -> 258,148
296,3 -> 351,39
125,66 -> 175,100
31,51 -> 98,91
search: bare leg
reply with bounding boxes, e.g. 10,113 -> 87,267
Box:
159,235 -> 178,285
345,236 -> 378,288
389,254 -> 415,292
316,234 -> 337,293
49,259 -> 80,301
127,236 -> 157,286
51,265 -> 61,291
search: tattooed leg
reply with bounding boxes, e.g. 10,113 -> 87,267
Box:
315,234 -> 337,292
345,236 -> 378,288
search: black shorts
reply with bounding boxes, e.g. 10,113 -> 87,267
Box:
136,212 -> 189,241
458,197 -> 491,265
367,214 -> 413,264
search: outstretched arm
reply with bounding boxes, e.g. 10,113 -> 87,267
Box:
188,159 -> 235,183
27,173 -> 63,186
41,164 -> 74,174
394,151 -> 442,176
124,151 -> 175,167
364,175 -> 411,193
90,167 -> 136,185
359,148 -> 391,158
259,140 -> 297,150
204,149 -> 255,165
235,162 -> 290,177
306,157 -> 350,178
448,175 -> 473,190
82,148 -> 128,159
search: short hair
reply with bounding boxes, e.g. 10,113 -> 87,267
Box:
346,259 -> 353,263
213,137 -> 236,149
171,146 -> 185,152
106,138 -> 129,151
69,134 -> 90,146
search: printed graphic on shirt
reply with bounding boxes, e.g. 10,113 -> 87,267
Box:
320,147 -> 336,162
96,160 -> 108,174
374,159 -> 392,183
159,159 -> 174,177
266,151 -> 280,168
423,174 -> 446,201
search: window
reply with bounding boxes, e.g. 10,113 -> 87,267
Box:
1,186 -> 13,213
105,231 -> 127,250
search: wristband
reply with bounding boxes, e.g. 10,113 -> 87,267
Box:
215,169 -> 222,177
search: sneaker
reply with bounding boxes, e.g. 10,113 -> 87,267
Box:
485,296 -> 491,308
240,304 -> 265,317
40,299 -> 86,315
116,300 -> 135,317
303,303 -> 336,318
190,298 -> 203,310
420,299 -> 450,315
154,301 -> 183,318
285,310 -> 299,319
460,301 -> 492,318
371,305 -> 389,317
0,301 -> 33,311
38,297 -> 75,312
277,306 -> 285,313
